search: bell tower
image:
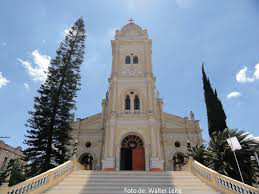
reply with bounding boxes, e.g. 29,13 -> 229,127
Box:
102,20 -> 164,171
112,19 -> 152,77
107,19 -> 157,114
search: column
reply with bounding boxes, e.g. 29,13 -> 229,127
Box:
102,121 -> 115,171
162,131 -> 168,170
148,82 -> 152,112
109,126 -> 115,157
155,126 -> 162,159
149,119 -> 164,171
104,125 -> 110,158
145,144 -> 150,171
150,126 -> 157,157
130,95 -> 134,113
115,143 -> 121,171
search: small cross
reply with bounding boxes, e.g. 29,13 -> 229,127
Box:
128,18 -> 134,23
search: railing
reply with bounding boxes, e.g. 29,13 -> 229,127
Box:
188,159 -> 259,194
0,160 -> 80,194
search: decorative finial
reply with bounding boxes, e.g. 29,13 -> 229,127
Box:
156,90 -> 160,98
190,111 -> 195,121
128,18 -> 134,23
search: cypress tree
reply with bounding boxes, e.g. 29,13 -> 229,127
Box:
24,17 -> 85,177
202,64 -> 227,136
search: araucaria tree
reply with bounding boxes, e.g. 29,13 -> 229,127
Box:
24,17 -> 85,177
202,64 -> 227,136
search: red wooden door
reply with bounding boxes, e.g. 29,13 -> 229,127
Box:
132,147 -> 145,170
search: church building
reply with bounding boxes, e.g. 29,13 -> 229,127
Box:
71,20 -> 203,171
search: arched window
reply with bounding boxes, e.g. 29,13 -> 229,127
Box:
125,56 -> 131,64
134,95 -> 140,110
125,95 -> 131,110
133,56 -> 138,64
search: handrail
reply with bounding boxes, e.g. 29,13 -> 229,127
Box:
0,160 -> 80,194
188,159 -> 259,194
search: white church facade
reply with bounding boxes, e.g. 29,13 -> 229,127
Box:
70,21 -> 203,171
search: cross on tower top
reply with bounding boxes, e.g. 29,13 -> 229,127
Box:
128,18 -> 134,23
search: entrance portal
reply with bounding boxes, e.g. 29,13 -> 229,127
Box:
172,153 -> 185,171
79,153 -> 93,170
120,134 -> 145,170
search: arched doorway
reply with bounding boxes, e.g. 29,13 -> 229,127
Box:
79,153 -> 93,170
120,134 -> 145,171
172,153 -> 185,171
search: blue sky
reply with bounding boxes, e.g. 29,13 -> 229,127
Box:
0,0 -> 259,148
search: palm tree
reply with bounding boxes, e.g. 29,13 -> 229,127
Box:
188,144 -> 208,166
207,128 -> 256,186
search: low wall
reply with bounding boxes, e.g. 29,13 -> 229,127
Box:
0,160 -> 82,194
189,159 -> 259,194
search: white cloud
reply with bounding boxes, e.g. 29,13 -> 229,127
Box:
227,91 -> 241,99
236,67 -> 255,83
18,49 -> 51,82
0,72 -> 10,88
236,63 -> 259,83
253,63 -> 259,79
24,83 -> 30,90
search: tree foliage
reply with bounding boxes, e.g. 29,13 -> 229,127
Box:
189,128 -> 257,186
24,17 -> 85,177
202,64 -> 227,136
0,159 -> 25,186
187,144 -> 208,165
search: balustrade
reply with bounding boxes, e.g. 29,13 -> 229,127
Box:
0,160 -> 76,194
189,160 -> 258,194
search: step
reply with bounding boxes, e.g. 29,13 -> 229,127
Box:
56,182 -> 210,187
45,191 -> 221,194
67,174 -> 197,178
47,186 -> 217,192
72,171 -> 192,175
43,170 -> 222,194
60,179 -> 206,184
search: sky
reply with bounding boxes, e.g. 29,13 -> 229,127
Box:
0,0 -> 259,148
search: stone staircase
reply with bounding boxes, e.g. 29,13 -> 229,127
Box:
43,170 -> 221,194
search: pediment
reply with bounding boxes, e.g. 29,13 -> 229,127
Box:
164,121 -> 183,129
81,121 -> 101,130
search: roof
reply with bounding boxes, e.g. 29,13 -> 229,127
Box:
114,22 -> 149,40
